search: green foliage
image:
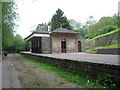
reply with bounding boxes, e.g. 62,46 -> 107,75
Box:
69,19 -> 82,30
5,34 -> 30,53
80,16 -> 97,38
95,74 -> 116,87
51,8 -> 72,30
81,25 -> 89,38
86,28 -> 120,41
24,42 -> 31,51
88,15 -> 118,39
13,34 -> 25,52
86,16 -> 97,26
113,13 -> 120,27
97,25 -> 118,36
29,85 -> 39,88
21,54 -> 105,88
2,2 -> 18,51
21,54 -> 120,88
85,49 -> 97,54
69,19 -> 86,37
85,44 -> 120,53
1,2 -> 30,53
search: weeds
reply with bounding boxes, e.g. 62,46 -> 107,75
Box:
95,74 -> 116,88
29,85 -> 39,88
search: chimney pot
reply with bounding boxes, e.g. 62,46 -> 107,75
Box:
48,24 -> 51,32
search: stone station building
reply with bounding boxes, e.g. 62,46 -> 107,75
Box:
25,24 -> 85,54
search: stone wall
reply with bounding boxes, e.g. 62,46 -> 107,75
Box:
21,52 -> 120,86
51,34 -> 76,53
86,31 -> 119,47
75,34 -> 86,51
51,34 -> 85,53
42,37 -> 51,54
97,48 -> 120,55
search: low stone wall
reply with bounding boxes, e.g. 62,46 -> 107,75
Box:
21,53 -> 120,86
97,48 -> 120,55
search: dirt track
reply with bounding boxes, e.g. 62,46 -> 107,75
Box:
2,54 -> 82,88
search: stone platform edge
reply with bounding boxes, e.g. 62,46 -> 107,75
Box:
20,52 -> 120,86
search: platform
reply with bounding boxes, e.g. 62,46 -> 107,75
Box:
22,52 -> 119,66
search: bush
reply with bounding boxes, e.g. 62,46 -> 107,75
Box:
98,25 -> 117,36
95,74 -> 115,87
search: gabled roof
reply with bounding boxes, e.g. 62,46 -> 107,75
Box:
50,28 -> 79,34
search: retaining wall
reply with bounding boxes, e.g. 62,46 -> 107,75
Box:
97,48 -> 120,55
21,52 -> 120,86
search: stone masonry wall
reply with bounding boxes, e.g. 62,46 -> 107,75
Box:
51,34 -> 76,53
75,34 -> 86,51
97,48 -> 120,55
21,53 -> 120,86
42,37 -> 51,54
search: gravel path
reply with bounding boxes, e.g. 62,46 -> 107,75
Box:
2,54 -> 82,88
2,55 -> 22,88
24,52 -> 119,65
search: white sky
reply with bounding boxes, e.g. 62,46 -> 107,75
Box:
15,0 -> 120,38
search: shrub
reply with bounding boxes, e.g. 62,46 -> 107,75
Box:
95,74 -> 115,87
98,25 -> 117,36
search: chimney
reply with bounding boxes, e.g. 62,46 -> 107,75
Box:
48,23 -> 51,32
39,24 -> 43,29
37,24 -> 43,30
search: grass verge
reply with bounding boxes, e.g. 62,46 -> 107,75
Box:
85,44 -> 120,53
19,54 -> 106,88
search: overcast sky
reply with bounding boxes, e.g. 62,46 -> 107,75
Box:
15,0 -> 120,38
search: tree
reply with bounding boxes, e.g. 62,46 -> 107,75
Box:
51,8 -> 72,31
13,34 -> 25,52
112,13 -> 120,28
68,19 -> 87,37
24,42 -> 31,51
87,15 -> 118,39
69,19 -> 82,30
2,2 -> 18,51
80,16 -> 97,38
86,16 -> 97,26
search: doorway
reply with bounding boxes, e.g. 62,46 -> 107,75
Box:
78,41 -> 81,52
61,39 -> 66,53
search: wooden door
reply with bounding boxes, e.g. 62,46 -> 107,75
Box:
78,41 -> 81,52
61,40 -> 66,53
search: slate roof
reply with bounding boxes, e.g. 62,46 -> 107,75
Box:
33,28 -> 49,34
25,28 -> 49,41
50,28 -> 79,34
25,27 -> 79,41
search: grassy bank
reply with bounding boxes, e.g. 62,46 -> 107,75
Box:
20,54 -> 116,88
85,44 -> 120,53
86,28 -> 120,41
